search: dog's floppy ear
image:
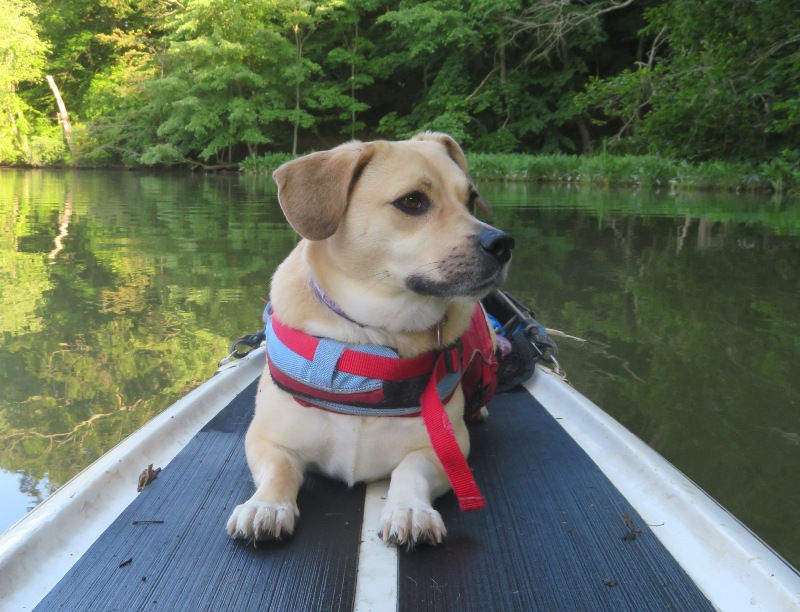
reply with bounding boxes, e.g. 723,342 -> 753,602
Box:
412,131 -> 491,214
273,143 -> 374,240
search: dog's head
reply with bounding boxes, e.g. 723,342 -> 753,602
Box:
273,132 -> 513,327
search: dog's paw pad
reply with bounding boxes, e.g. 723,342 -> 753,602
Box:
379,504 -> 446,548
226,500 -> 297,541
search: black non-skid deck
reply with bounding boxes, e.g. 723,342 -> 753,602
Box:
36,378 -> 713,611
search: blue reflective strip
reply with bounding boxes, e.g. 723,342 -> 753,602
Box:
267,318 -> 385,394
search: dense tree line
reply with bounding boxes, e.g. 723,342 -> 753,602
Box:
2,0 -> 798,168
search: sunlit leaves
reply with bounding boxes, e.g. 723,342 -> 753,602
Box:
0,0 -> 51,163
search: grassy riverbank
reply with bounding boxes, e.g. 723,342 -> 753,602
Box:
241,152 -> 798,194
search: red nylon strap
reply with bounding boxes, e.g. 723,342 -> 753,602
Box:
422,353 -> 486,511
271,316 -> 436,380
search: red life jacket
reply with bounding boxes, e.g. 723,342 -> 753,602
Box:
266,304 -> 498,510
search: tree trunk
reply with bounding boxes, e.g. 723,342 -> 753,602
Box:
350,21 -> 358,140
576,116 -> 593,155
293,89 -> 300,156
292,25 -> 303,156
46,75 -> 75,159
498,41 -> 506,85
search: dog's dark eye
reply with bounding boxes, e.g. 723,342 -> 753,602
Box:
393,192 -> 430,215
468,189 -> 491,215
468,191 -> 478,213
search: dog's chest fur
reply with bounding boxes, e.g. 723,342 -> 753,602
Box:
254,374 -> 466,486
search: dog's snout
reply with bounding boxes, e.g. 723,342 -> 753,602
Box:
479,229 -> 514,264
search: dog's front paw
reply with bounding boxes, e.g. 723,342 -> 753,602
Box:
226,500 -> 298,541
379,503 -> 446,548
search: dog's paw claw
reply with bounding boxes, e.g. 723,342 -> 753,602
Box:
379,504 -> 446,548
474,406 -> 489,421
227,500 -> 298,541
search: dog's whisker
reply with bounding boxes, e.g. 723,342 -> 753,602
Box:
367,271 -> 391,289
412,260 -> 444,272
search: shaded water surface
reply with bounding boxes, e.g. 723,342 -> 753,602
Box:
1,170 -> 798,569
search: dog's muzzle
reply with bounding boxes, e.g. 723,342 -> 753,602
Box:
405,226 -> 515,299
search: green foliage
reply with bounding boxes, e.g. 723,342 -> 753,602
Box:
29,0 -> 163,114
138,0 -> 298,163
1,0 -> 798,172
28,121 -> 67,165
13,0 -> 642,164
369,0 -> 612,151
0,0 -> 48,82
465,152 -> 789,193
70,0 -> 368,163
0,0 -> 50,164
239,152 -> 296,174
580,0 -> 800,164
758,151 -> 800,194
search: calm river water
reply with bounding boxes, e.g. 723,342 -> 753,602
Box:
1,169 -> 799,568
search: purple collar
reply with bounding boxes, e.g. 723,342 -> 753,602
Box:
310,275 -> 365,327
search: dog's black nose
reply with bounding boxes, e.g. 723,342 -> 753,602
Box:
479,229 -> 514,264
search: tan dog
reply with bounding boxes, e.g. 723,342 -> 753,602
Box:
226,132 -> 514,547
